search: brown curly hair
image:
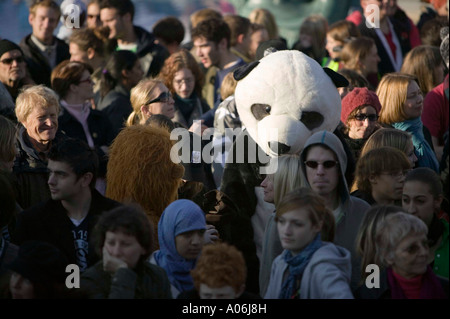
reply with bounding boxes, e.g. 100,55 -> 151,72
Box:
159,49 -> 205,98
191,243 -> 247,294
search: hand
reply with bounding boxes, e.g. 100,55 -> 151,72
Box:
203,224 -> 220,244
189,120 -> 208,136
102,246 -> 128,274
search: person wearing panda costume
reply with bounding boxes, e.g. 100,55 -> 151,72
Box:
217,49 -> 358,294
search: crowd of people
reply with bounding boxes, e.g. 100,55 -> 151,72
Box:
0,0 -> 448,300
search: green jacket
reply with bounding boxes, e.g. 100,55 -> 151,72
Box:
433,219 -> 449,279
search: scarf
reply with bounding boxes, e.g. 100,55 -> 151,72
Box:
61,100 -> 94,148
175,93 -> 197,123
387,266 -> 447,299
153,199 -> 206,293
393,118 -> 439,172
278,233 -> 323,299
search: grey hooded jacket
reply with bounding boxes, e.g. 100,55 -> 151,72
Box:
264,242 -> 353,299
299,130 -> 370,290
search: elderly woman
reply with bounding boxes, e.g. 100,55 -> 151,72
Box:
13,85 -> 65,209
51,60 -> 115,194
355,212 -> 448,299
377,73 -> 440,172
339,87 -> 382,161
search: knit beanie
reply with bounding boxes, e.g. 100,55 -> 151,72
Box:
8,240 -> 69,284
0,39 -> 23,59
340,87 -> 382,123
440,26 -> 449,69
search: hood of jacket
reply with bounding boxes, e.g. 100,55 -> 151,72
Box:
300,130 -> 350,207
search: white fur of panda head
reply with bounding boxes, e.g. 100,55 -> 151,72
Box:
234,50 -> 346,157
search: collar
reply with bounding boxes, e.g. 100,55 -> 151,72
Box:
30,34 -> 56,53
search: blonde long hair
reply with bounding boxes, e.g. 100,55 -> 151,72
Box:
126,78 -> 163,126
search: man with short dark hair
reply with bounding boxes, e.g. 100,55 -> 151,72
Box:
12,138 -> 120,273
192,18 -> 246,122
99,0 -> 169,78
223,14 -> 252,63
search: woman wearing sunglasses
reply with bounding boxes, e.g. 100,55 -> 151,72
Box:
338,87 -> 382,161
126,78 -> 175,126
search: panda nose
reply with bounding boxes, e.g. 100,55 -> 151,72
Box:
268,141 -> 291,155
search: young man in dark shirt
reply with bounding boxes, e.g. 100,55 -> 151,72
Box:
12,138 -> 120,272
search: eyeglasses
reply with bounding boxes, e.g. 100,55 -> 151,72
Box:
353,114 -> 378,122
380,170 -> 411,179
87,14 -> 100,20
78,77 -> 93,85
0,56 -> 24,65
304,160 -> 339,169
145,91 -> 172,104
174,77 -> 194,86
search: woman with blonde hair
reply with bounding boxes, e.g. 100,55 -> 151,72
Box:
400,45 -> 445,97
126,78 -> 175,126
259,154 -> 305,297
248,8 -> 286,45
376,72 -> 440,172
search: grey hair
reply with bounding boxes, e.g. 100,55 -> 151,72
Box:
376,212 -> 428,266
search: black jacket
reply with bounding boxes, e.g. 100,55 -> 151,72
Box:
358,17 -> 411,77
19,34 -> 70,87
12,190 -> 120,268
96,84 -> 132,136
133,26 -> 169,78
58,106 -> 116,177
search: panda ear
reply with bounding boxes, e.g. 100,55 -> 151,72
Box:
323,67 -> 349,88
233,61 -> 260,81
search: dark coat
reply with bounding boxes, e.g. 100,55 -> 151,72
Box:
12,127 -> 67,210
58,106 -> 116,177
96,84 -> 132,137
11,189 -> 120,268
19,34 -> 70,87
81,260 -> 173,299
134,25 -> 170,78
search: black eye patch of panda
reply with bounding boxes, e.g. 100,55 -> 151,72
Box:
300,111 -> 324,130
251,104 -> 271,121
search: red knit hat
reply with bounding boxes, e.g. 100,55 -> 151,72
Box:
340,87 -> 382,123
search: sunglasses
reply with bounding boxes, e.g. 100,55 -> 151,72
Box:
305,160 -> 339,169
353,114 -> 378,122
0,56 -> 24,65
146,91 -> 172,104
